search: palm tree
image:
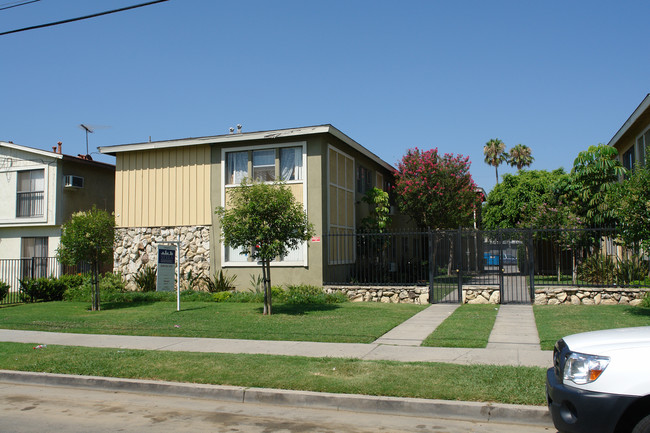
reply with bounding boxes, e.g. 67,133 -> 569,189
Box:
483,138 -> 507,184
508,144 -> 534,170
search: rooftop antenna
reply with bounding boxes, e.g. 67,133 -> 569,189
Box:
79,124 -> 94,156
78,124 -> 110,156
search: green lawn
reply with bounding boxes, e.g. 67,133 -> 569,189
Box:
534,304 -> 650,350
0,342 -> 547,405
421,304 -> 499,348
0,301 -> 425,343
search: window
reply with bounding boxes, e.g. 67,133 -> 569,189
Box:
636,128 -> 650,167
21,237 -> 48,278
223,144 -> 306,266
226,151 -> 248,185
622,147 -> 635,171
225,146 -> 304,185
329,147 -> 355,264
252,149 -> 275,182
356,166 -> 373,193
280,147 -> 302,181
16,169 -> 44,217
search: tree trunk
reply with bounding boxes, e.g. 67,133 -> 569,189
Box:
262,260 -> 272,315
92,260 -> 100,311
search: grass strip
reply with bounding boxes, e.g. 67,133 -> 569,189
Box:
534,305 -> 650,350
0,301 -> 425,344
0,342 -> 547,406
421,304 -> 499,348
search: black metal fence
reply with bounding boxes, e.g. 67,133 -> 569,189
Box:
324,228 -> 649,303
0,257 -> 92,305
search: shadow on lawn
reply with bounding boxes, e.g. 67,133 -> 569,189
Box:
258,303 -> 342,316
626,306 -> 650,317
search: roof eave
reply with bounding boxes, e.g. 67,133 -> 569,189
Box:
607,94 -> 650,148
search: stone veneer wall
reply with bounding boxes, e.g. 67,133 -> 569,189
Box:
534,287 -> 649,306
324,286 -> 500,304
114,226 -> 210,289
325,285 -> 649,306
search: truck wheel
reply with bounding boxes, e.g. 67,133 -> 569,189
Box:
632,415 -> 650,433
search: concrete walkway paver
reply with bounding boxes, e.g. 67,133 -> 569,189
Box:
373,303 -> 459,346
488,304 -> 541,350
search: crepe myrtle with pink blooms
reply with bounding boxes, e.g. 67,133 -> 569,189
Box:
394,148 -> 482,229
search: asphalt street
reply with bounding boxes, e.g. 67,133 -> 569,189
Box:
0,381 -> 557,433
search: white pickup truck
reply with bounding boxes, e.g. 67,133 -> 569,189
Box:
546,327 -> 650,433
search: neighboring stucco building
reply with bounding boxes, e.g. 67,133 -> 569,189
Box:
608,93 -> 650,170
99,124 -> 397,289
0,141 -> 115,284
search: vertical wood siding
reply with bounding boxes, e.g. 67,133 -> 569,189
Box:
115,145 -> 211,227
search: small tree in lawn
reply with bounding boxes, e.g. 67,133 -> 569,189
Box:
57,206 -> 115,311
394,148 -> 481,275
215,181 -> 314,315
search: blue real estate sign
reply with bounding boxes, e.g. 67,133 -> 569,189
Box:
157,245 -> 176,292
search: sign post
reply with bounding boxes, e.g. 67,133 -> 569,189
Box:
157,238 -> 181,311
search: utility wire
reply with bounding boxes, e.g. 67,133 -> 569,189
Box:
0,0 -> 170,36
0,0 -> 40,12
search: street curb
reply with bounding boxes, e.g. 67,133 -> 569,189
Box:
0,370 -> 552,426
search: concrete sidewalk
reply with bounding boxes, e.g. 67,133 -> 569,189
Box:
0,304 -> 552,367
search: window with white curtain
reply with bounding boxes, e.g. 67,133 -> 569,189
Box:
226,151 -> 248,185
280,147 -> 302,181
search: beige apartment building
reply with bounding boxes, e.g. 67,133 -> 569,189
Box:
99,125 -> 397,289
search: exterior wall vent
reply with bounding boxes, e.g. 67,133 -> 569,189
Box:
63,175 -> 84,188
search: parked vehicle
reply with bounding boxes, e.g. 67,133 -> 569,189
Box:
546,327 -> 650,433
502,253 -> 517,265
484,252 -> 499,266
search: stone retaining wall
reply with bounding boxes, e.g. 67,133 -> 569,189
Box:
324,286 -> 501,304
114,226 -> 210,289
325,285 -> 649,306
534,287 -> 649,306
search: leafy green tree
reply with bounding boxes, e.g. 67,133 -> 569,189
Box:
483,138 -> 507,184
569,144 -> 626,226
610,165 -> 650,255
57,207 -> 115,311
394,148 -> 480,229
395,148 -> 481,275
482,169 -> 567,229
507,144 -> 534,171
215,181 -> 314,315
360,187 -> 391,232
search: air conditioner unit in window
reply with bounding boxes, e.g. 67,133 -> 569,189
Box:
63,175 -> 84,188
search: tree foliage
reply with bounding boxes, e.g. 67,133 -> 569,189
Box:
215,181 -> 314,315
482,169 -> 567,229
57,206 -> 115,311
360,187 -> 391,232
483,138 -> 507,184
507,144 -> 534,170
610,165 -> 650,252
569,144 -> 626,226
394,148 -> 480,229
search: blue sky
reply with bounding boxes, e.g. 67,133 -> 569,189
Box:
2,0 -> 648,193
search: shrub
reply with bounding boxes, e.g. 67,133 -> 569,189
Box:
184,269 -> 204,291
64,273 -> 126,302
616,255 -> 649,286
283,284 -> 348,305
212,291 -> 232,302
58,274 -> 85,291
19,277 -> 67,302
0,280 -> 9,301
578,254 -> 616,285
203,270 -> 237,293
133,267 -> 157,292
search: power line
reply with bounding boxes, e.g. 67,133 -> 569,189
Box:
0,0 -> 40,12
0,0 -> 170,36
